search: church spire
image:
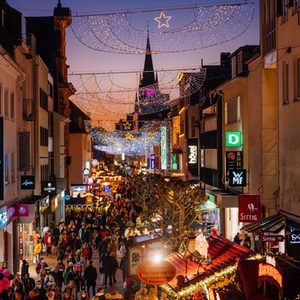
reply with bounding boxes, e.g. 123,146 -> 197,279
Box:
140,30 -> 156,88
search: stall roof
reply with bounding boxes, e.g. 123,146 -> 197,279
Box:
242,214 -> 285,233
167,236 -> 254,290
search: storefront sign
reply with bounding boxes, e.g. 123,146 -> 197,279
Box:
225,131 -> 242,147
0,207 -> 8,228
137,260 -> 176,285
290,230 -> 300,244
43,182 -> 56,193
187,139 -> 199,176
161,126 -> 167,170
150,154 -> 155,169
226,151 -> 243,170
258,263 -> 282,288
20,176 -> 35,190
262,235 -> 284,243
238,195 -> 261,223
229,169 -> 246,187
104,185 -> 111,193
266,254 -> 276,267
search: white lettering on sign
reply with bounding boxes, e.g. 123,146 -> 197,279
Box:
290,233 -> 300,244
240,213 -> 258,222
228,134 -> 240,145
232,171 -> 244,185
188,145 -> 197,164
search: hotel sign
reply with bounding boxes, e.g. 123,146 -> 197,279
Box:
161,126 -> 167,170
187,139 -> 199,176
225,131 -> 242,147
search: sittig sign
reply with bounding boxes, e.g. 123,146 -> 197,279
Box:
229,169 -> 246,187
225,131 -> 242,147
238,195 -> 261,223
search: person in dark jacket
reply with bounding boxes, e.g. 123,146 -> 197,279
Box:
50,266 -> 64,289
84,260 -> 97,296
21,260 -> 29,278
22,273 -> 35,294
102,252 -> 117,288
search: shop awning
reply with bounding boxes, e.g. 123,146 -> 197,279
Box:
242,214 -> 285,234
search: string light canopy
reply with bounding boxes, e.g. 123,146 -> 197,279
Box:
90,121 -> 162,155
69,67 -> 206,116
71,2 -> 255,54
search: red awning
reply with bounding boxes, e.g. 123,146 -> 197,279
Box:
167,236 -> 254,290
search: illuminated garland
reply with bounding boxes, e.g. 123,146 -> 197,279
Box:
90,121 -> 162,155
69,68 -> 206,116
71,2 -> 255,54
161,254 -> 262,299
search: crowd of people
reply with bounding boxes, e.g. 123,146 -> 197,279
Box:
10,195 -> 144,300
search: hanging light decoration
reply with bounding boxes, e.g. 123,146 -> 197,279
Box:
90,121 -> 162,155
71,2 -> 255,54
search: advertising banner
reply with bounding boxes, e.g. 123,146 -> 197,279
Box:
238,195 -> 261,223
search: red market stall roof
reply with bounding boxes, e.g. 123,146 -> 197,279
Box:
166,236 -> 255,290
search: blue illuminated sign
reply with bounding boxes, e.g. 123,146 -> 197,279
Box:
150,154 -> 155,169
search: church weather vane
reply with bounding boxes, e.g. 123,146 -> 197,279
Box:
154,11 -> 172,29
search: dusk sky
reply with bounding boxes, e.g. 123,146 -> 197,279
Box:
8,0 -> 260,125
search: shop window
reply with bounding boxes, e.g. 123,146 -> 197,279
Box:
40,88 -> 48,111
237,51 -> 243,74
11,152 -> 15,183
296,57 -> 300,99
10,93 -> 14,120
282,62 -> 289,104
40,127 -> 48,146
4,89 -> 8,117
4,153 -> 9,185
231,56 -> 237,78
294,0 -> 300,10
283,0 -> 289,20
226,96 -> 240,124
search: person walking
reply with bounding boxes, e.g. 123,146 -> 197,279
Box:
22,273 -> 35,295
84,260 -> 97,297
102,252 -> 114,289
21,260 -> 29,278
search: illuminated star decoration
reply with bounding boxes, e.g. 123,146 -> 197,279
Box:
125,133 -> 134,141
123,121 -> 131,130
154,11 -> 172,29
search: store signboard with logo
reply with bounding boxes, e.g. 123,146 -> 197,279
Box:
290,230 -> 300,244
83,168 -> 90,176
43,182 -> 56,193
161,126 -> 167,170
150,154 -> 155,169
229,169 -> 246,187
226,151 -> 243,170
0,206 -> 8,229
225,131 -> 242,147
20,176 -> 35,190
238,195 -> 261,223
187,139 -> 199,176
171,154 -> 178,170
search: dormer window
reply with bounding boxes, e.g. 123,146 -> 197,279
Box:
237,51 -> 243,74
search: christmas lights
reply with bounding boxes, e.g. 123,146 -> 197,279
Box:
71,2 -> 255,54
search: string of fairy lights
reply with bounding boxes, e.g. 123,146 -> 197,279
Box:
69,68 -> 207,116
89,121 -> 163,155
71,2 -> 255,54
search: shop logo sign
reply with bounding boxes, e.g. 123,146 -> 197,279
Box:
238,195 -> 261,223
290,232 -> 300,244
21,176 -> 35,190
225,131 -> 242,147
229,169 -> 246,187
150,154 -> 155,169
